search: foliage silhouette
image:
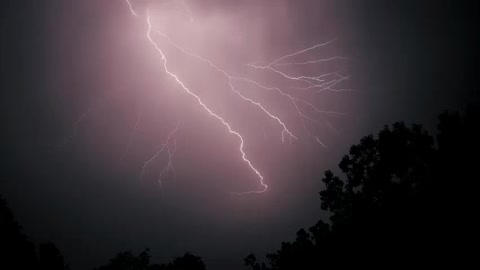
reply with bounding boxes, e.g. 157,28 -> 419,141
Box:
1,194 -> 205,270
94,249 -> 206,270
165,252 -> 206,270
2,106 -> 477,270
246,107 -> 479,269
39,242 -> 69,270
0,195 -> 37,269
0,195 -> 68,270
94,249 -> 151,270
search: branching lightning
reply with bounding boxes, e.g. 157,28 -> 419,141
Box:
153,30 -> 297,143
140,123 -> 179,186
120,0 -> 349,194
140,10 -> 267,194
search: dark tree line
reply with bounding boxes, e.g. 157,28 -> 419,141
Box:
245,106 -> 479,269
1,195 -> 207,270
0,195 -> 69,270
2,107 -> 478,270
94,250 -> 206,270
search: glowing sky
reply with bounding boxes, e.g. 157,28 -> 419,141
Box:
2,0 -> 477,269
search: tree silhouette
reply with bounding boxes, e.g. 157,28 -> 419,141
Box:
94,249 -> 151,270
163,253 -> 206,270
0,195 -> 37,269
94,250 -> 206,270
246,107 -> 478,269
39,242 -> 69,270
0,195 -> 68,270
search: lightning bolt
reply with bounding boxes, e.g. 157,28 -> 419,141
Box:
140,123 -> 179,187
125,0 -> 349,194
272,56 -> 350,66
126,0 -> 138,16
158,128 -> 177,185
126,2 -> 268,194
145,15 -> 267,194
247,41 -> 351,93
55,106 -> 94,150
153,30 -> 297,143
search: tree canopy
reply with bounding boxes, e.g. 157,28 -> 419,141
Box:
2,107 -> 477,270
246,107 -> 479,269
0,196 -> 68,270
94,249 -> 206,270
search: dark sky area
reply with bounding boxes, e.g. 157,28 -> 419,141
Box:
1,0 -> 478,270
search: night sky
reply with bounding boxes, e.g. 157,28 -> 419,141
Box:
1,0 -> 478,269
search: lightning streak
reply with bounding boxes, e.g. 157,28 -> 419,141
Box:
247,41 -> 351,92
154,30 -> 297,142
272,56 -> 350,66
73,108 -> 93,136
158,132 -> 176,185
140,123 -> 179,185
153,29 -> 345,147
55,106 -> 94,150
143,13 -> 267,194
126,0 -> 138,16
125,0 -> 349,194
